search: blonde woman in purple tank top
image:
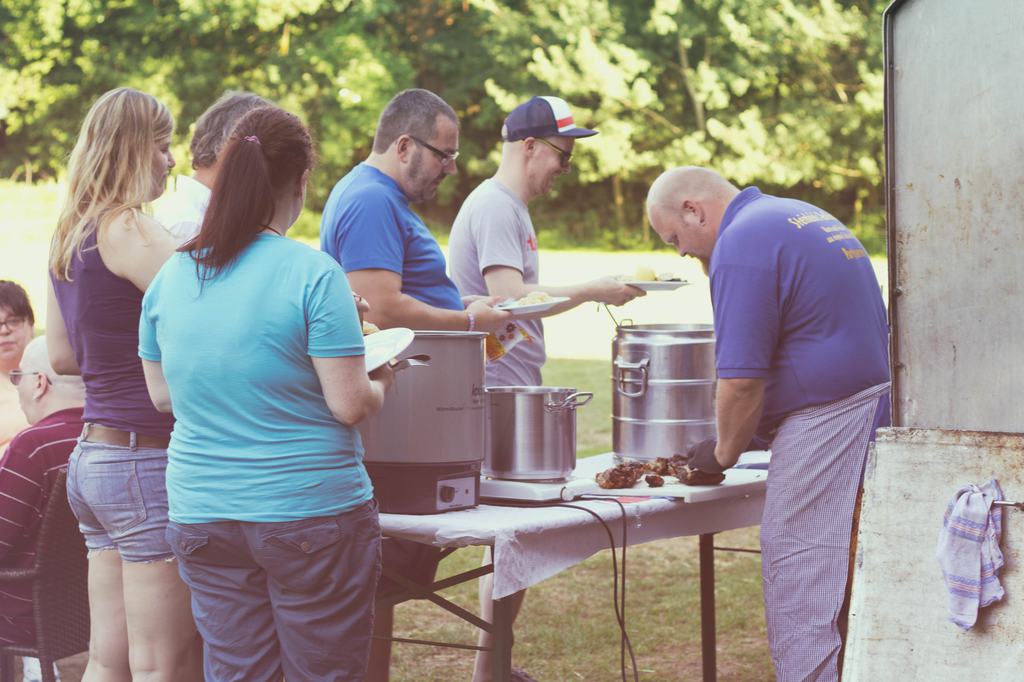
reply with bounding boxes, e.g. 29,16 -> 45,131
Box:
46,88 -> 201,681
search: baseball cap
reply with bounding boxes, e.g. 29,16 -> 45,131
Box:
501,96 -> 598,141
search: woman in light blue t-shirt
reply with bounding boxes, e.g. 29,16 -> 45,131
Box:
139,105 -> 393,681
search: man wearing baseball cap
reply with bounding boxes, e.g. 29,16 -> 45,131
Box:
448,96 -> 643,681
450,95 -> 642,388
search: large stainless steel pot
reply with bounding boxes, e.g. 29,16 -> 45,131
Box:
485,386 -> 593,481
360,331 -> 487,514
612,324 -> 716,461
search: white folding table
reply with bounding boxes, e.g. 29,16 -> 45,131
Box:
377,453 -> 768,681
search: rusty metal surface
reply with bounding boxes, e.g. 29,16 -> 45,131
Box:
876,427 -> 1024,449
884,0 -> 1024,431
845,428 -> 1024,680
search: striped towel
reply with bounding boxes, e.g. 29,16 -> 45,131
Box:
936,479 -> 1005,630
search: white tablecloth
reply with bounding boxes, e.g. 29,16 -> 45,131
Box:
379,453 -> 768,598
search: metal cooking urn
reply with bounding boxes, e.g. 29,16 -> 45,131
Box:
612,324 -> 716,461
359,331 -> 487,514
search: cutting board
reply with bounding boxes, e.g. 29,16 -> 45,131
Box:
563,456 -> 768,503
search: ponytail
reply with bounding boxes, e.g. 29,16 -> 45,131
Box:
183,105 -> 315,280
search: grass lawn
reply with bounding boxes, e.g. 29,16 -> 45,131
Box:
543,358 -> 614,458
391,527 -> 770,681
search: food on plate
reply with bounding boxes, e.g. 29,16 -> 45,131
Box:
595,461 -> 645,489
676,465 -> 726,486
514,291 -> 554,306
361,320 -> 380,335
645,474 -> 665,488
634,265 -> 657,281
615,268 -> 682,283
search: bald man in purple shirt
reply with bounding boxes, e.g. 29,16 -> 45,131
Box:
647,167 -> 890,682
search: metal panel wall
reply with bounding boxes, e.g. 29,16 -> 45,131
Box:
844,429 -> 1024,680
886,0 -> 1024,431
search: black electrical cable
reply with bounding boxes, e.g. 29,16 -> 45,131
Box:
546,501 -> 638,682
579,495 -> 637,681
487,498 -> 639,682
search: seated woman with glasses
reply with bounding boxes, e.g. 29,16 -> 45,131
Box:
0,280 -> 36,447
139,105 -> 393,681
47,87 -> 202,680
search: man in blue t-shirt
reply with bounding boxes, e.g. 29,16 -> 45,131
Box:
647,166 -> 890,682
320,88 -> 510,682
320,88 -> 508,334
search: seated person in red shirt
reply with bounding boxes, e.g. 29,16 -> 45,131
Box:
0,336 -> 85,646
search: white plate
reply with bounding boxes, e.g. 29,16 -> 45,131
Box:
495,296 -> 570,316
619,280 -> 690,292
363,327 -> 415,372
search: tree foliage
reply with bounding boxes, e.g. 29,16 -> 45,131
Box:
0,0 -> 888,251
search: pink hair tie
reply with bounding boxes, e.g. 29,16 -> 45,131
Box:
242,135 -> 261,145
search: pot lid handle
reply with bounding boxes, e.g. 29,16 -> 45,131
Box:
546,391 -> 594,412
389,354 -> 431,372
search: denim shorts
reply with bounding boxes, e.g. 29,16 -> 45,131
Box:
66,439 -> 174,562
167,500 -> 381,681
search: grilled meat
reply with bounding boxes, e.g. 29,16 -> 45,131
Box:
595,462 -> 645,489
677,465 -> 725,486
642,457 -> 673,476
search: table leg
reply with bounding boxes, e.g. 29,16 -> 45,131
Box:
699,533 -> 716,682
491,594 -> 514,682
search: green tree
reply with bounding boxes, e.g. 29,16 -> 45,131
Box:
0,0 -> 888,251
463,0 -> 886,248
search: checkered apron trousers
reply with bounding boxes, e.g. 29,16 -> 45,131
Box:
759,381 -> 890,682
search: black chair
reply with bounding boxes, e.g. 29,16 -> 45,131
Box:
0,468 -> 90,682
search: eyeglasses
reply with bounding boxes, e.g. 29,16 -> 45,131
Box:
534,138 -> 573,167
0,316 -> 27,333
8,370 -> 48,387
409,136 -> 460,166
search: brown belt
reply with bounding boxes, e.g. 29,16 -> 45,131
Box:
81,423 -> 170,450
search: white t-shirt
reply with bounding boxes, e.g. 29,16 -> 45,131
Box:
153,175 -> 211,243
448,178 -> 545,387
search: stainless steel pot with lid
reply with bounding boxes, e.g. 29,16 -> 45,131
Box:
485,386 -> 593,481
612,323 -> 716,460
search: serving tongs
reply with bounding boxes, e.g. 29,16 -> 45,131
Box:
601,304 -> 633,330
389,354 -> 431,373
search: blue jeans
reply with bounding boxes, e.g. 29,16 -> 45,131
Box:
166,500 -> 382,682
66,440 -> 174,562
